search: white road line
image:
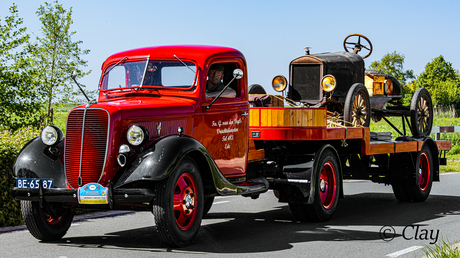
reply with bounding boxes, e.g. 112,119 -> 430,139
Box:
386,246 -> 423,257
213,201 -> 230,205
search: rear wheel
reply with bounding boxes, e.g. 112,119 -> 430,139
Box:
289,148 -> 340,221
21,201 -> 74,241
153,157 -> 204,247
407,145 -> 434,202
410,88 -> 433,137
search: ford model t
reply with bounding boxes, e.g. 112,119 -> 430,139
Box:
264,33 -> 433,138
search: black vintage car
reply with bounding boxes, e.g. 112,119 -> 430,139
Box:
255,34 -> 433,137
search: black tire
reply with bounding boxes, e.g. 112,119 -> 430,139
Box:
365,70 -> 402,95
202,196 -> 214,216
21,201 -> 74,241
391,182 -> 412,202
407,145 -> 434,202
289,148 -> 340,222
344,83 -> 371,127
152,157 -> 204,247
410,88 -> 433,137
248,84 -> 266,94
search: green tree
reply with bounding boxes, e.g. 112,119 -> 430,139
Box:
368,51 -> 415,85
33,0 -> 91,124
0,4 -> 45,130
416,55 -> 460,107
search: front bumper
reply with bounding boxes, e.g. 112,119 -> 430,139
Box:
13,187 -> 155,210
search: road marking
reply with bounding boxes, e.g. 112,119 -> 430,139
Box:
386,246 -> 423,257
213,201 -> 230,204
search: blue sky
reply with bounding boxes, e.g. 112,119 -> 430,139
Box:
1,0 -> 459,95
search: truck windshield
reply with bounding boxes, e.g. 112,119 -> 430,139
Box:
100,59 -> 197,91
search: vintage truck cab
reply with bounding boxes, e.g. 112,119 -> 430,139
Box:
13,45 -> 268,247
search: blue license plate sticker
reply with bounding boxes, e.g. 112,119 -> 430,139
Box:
16,178 -> 54,189
77,183 -> 108,204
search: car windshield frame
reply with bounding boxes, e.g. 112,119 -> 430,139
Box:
99,58 -> 199,92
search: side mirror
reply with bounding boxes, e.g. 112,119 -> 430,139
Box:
233,69 -> 243,80
71,70 -> 77,80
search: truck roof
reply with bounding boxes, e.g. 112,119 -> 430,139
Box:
101,45 -> 245,71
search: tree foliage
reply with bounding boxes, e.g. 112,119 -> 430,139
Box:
0,5 -> 45,130
416,55 -> 460,107
33,0 -> 90,124
368,51 -> 415,85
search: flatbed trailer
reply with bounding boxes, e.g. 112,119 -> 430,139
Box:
246,106 -> 449,222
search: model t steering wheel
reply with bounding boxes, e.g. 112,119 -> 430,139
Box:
343,33 -> 373,59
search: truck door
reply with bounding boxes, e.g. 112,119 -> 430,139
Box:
198,61 -> 249,179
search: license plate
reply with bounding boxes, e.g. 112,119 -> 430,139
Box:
16,178 -> 54,189
78,183 -> 108,204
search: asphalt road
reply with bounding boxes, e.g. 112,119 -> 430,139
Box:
1,173 -> 459,258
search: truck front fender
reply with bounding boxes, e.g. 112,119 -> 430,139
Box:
13,137 -> 67,188
115,135 -> 239,195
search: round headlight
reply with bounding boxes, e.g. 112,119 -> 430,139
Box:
41,125 -> 63,146
127,125 -> 148,146
385,79 -> 394,95
272,75 -> 288,92
321,75 -> 337,92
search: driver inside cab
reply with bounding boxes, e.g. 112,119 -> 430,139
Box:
205,64 -> 236,98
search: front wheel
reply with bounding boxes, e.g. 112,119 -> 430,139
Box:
344,83 -> 371,127
152,157 -> 204,247
21,201 -> 74,241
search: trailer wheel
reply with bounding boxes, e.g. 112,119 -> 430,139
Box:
410,88 -> 433,137
153,157 -> 204,247
344,83 -> 370,127
407,145 -> 434,202
289,149 -> 340,221
21,200 -> 74,241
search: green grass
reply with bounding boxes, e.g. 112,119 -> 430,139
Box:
370,117 -> 460,172
420,238 -> 460,258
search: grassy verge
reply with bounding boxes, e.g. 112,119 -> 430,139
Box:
420,238 -> 460,257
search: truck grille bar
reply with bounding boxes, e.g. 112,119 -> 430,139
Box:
64,108 -> 110,189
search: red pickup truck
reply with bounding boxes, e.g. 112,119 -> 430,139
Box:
13,45 -> 449,247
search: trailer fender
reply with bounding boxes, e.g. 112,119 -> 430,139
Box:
13,137 -> 67,188
308,144 -> 343,205
114,135 -> 240,195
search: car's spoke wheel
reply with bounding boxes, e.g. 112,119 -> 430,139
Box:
410,88 -> 433,137
21,201 -> 74,241
153,157 -> 204,247
344,83 -> 370,127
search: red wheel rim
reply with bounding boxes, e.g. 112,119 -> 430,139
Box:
418,152 -> 431,191
173,173 -> 198,231
42,209 -> 67,225
319,162 -> 337,209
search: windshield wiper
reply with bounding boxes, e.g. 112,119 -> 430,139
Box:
103,56 -> 128,76
174,54 -> 196,73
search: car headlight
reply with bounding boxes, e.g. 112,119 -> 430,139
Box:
127,125 -> 149,146
272,75 -> 288,92
321,75 -> 337,92
41,125 -> 63,146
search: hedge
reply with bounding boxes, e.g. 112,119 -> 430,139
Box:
0,127 -> 40,227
